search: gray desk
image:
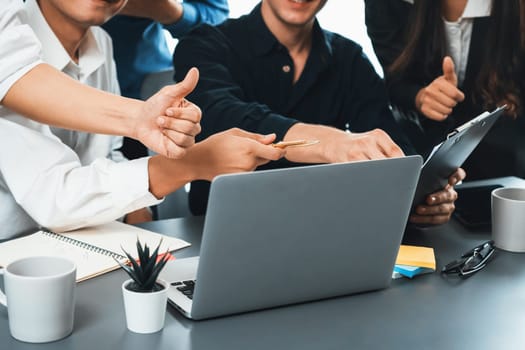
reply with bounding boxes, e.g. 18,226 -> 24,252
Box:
2,177 -> 525,350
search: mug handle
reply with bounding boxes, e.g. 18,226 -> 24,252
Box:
0,268 -> 6,307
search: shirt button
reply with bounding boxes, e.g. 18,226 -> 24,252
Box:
282,65 -> 291,73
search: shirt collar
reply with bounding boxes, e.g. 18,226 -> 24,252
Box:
462,0 -> 492,19
248,4 -> 280,57
247,3 -> 333,60
401,0 -> 492,19
24,0 -> 105,76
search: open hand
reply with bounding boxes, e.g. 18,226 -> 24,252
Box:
328,129 -> 405,162
282,123 -> 404,164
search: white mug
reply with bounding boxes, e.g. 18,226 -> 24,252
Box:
0,256 -> 76,343
492,187 -> 525,252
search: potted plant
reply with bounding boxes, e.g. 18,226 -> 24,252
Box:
117,238 -> 171,334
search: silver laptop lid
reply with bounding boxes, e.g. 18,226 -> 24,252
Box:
190,156 -> 422,320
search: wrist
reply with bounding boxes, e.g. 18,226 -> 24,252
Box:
182,141 -> 214,181
283,123 -> 332,164
94,92 -> 142,138
148,155 -> 196,199
123,98 -> 146,141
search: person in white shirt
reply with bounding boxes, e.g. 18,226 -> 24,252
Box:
0,0 -> 285,239
0,0 -> 200,160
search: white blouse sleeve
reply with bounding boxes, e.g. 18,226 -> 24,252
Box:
0,118 -> 162,233
0,1 -> 43,101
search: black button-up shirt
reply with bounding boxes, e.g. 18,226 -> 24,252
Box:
174,4 -> 413,214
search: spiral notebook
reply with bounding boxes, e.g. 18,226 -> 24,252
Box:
0,221 -> 190,282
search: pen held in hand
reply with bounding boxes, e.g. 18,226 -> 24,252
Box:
272,139 -> 320,149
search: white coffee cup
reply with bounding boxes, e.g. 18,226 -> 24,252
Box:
0,256 -> 76,343
492,187 -> 525,252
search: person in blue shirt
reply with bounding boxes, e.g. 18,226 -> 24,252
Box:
103,0 -> 229,159
104,0 -> 228,100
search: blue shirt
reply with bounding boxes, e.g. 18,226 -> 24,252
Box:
173,4 -> 415,214
103,0 -> 228,99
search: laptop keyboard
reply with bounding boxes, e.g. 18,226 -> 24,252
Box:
171,280 -> 195,299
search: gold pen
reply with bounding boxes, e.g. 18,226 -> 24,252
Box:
272,139 -> 320,149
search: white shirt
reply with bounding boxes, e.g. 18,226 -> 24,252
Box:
442,0 -> 492,86
0,0 -> 42,101
402,0 -> 492,86
0,0 -> 161,239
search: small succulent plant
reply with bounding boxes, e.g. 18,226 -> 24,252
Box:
117,238 -> 170,293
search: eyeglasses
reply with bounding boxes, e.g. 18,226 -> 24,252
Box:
441,240 -> 495,277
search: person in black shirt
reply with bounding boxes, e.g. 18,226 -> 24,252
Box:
173,0 -> 464,225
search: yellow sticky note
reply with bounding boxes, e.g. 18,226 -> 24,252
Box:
396,245 -> 436,270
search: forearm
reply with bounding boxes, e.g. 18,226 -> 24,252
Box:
117,0 -> 183,26
148,128 -> 285,198
164,0 -> 229,36
282,123 -> 335,164
147,141 -> 216,198
2,64 -> 142,138
146,0 -> 183,25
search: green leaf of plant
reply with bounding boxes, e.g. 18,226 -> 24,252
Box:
114,258 -> 141,285
137,238 -> 148,269
117,238 -> 170,292
142,239 -> 163,277
141,250 -> 170,291
121,246 -> 144,283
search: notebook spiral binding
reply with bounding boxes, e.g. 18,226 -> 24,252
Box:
40,229 -> 127,260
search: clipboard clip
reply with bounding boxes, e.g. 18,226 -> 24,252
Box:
446,129 -> 458,139
445,105 -> 507,140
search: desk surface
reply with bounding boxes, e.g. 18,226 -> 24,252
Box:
2,177 -> 525,350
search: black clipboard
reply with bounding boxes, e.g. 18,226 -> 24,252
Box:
412,105 -> 506,207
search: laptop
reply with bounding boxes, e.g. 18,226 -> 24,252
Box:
160,156 -> 422,320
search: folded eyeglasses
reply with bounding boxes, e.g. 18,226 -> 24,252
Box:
441,240 -> 495,277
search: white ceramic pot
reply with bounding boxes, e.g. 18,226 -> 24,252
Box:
122,279 -> 168,334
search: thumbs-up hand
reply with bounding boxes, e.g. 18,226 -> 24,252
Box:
415,56 -> 465,121
136,67 -> 202,159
